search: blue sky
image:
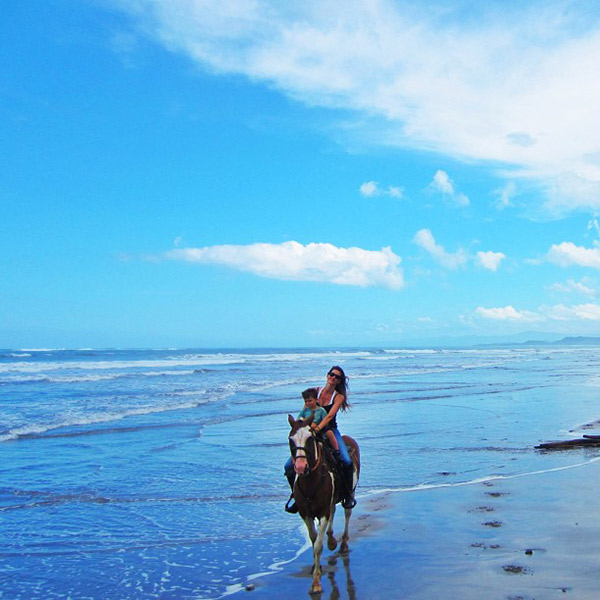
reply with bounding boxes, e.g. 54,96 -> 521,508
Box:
4,0 -> 600,348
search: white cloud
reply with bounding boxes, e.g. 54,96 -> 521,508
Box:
588,218 -> 600,237
109,1 -> 600,214
550,278 -> 597,296
428,170 -> 469,207
431,170 -> 454,195
476,250 -> 506,272
359,180 -> 404,199
546,242 -> 600,268
544,303 -> 600,321
164,241 -> 404,289
494,181 -> 517,209
359,180 -> 379,197
387,186 -> 404,199
476,302 -> 600,323
414,229 -> 506,271
475,306 -> 541,322
413,229 -> 468,269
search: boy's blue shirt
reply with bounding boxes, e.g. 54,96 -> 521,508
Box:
297,405 -> 327,425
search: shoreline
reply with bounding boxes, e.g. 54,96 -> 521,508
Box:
237,457 -> 600,599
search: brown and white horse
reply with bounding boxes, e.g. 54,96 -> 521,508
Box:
287,414 -> 360,595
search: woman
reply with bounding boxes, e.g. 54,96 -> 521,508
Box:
285,365 -> 357,512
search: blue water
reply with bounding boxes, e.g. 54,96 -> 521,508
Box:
2,346 -> 600,599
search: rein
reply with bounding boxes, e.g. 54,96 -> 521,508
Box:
290,430 -> 323,475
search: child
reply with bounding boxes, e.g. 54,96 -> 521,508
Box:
298,387 -> 339,453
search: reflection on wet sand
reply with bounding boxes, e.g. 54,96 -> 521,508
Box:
325,552 -> 356,600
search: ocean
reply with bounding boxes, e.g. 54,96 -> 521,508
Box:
2,346 -> 600,599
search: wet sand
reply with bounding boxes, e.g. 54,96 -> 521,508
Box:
240,457 -> 600,599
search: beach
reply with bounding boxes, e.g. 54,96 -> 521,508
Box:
2,346 -> 600,599
246,458 -> 600,599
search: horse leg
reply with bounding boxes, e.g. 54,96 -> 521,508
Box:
310,516 -> 330,595
340,437 -> 359,554
304,516 -> 318,545
327,498 -> 337,551
340,507 -> 352,554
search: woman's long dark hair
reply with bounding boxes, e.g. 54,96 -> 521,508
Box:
330,365 -> 350,412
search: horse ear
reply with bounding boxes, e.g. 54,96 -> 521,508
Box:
288,414 -> 295,428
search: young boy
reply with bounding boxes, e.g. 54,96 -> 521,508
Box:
298,387 -> 339,452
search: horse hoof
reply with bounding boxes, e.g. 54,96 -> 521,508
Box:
340,542 -> 349,555
310,583 -> 322,595
327,535 -> 337,551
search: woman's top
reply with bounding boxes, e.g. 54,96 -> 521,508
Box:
317,387 -> 339,429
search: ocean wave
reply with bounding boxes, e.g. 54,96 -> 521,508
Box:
221,525 -> 311,599
170,349 -> 374,364
1,347 -> 520,376
0,400 -> 211,444
380,348 -> 440,354
0,369 -> 199,384
362,456 -> 600,496
0,490 -> 285,512
0,375 -> 52,384
18,348 -> 67,352
0,351 -> 367,375
358,355 -> 403,361
349,356 -> 534,381
0,358 -> 221,375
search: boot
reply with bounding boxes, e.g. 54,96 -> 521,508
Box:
284,471 -> 298,513
341,463 -> 357,509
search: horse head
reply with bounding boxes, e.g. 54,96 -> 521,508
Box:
288,414 -> 317,476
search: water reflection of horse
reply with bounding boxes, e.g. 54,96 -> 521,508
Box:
287,414 -> 360,595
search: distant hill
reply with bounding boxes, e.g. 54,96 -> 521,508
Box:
404,333 -> 600,349
554,336 -> 600,346
520,336 -> 600,346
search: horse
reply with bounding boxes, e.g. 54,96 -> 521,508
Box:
287,414 -> 361,595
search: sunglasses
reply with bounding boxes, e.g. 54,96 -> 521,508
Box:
328,371 -> 342,380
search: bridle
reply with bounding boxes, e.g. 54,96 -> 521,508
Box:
289,428 -> 323,476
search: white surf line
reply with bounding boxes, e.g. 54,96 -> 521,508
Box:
218,523 -> 312,599
360,456 -> 600,497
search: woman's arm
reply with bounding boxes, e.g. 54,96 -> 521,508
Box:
314,394 -> 345,431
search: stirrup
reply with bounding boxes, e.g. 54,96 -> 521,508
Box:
285,495 -> 298,514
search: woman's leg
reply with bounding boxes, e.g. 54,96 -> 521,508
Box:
325,429 -> 339,450
332,428 -> 351,466
332,428 -> 356,508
